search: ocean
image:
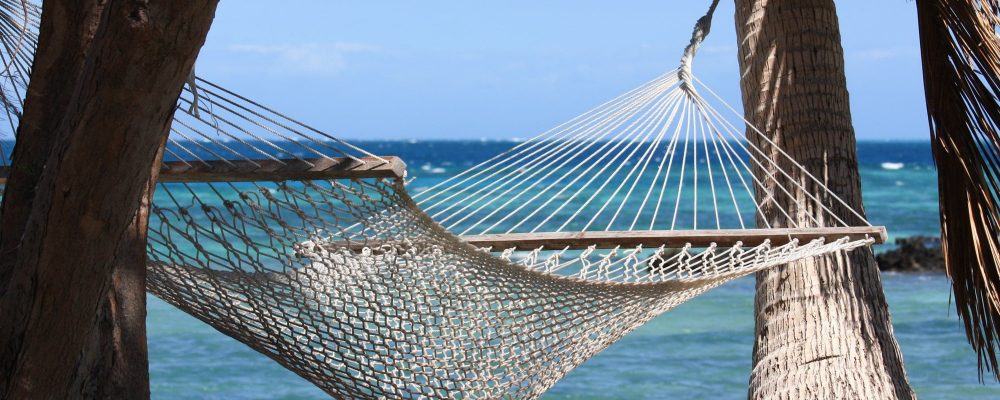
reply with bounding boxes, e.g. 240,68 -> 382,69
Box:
141,140 -> 998,398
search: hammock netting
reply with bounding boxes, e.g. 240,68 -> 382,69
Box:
0,1 -> 882,398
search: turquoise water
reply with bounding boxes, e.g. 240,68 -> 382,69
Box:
145,140 -> 1000,398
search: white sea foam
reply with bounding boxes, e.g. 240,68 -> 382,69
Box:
881,162 -> 904,170
420,164 -> 447,174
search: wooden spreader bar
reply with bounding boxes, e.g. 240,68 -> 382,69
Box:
458,226 -> 887,250
328,227 -> 886,252
0,156 -> 406,184
157,156 -> 406,182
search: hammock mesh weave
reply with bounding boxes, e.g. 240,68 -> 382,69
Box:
147,175 -> 868,398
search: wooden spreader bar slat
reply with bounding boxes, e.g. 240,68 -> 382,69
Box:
0,156 -> 406,184
327,227 -> 886,252
157,156 -> 406,182
457,226 -> 887,250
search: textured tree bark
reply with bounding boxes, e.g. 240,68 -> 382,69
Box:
0,0 -> 107,288
72,157 -> 162,398
0,0 -> 218,397
733,1 -> 915,398
0,1 -> 163,396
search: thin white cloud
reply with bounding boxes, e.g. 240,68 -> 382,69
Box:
228,42 -> 380,74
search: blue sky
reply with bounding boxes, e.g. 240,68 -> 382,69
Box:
195,1 -> 924,140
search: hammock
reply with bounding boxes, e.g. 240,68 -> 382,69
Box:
0,1 -> 885,398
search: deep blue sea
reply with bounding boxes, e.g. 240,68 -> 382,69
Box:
145,140 -> 1000,399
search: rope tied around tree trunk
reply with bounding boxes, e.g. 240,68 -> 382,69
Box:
679,0 -> 721,98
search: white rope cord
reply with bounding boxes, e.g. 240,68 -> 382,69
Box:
171,109 -> 282,165
692,100 -> 700,229
415,76 -> 675,217
501,90 -> 686,234
630,100 -> 685,230
649,99 -> 691,230
181,87 -> 342,163
415,72 -> 676,204
699,104 -> 721,229
697,106 -> 773,229
178,95 -> 316,167
670,103 -> 694,230
423,95 -> 654,220
691,91 -> 832,227
678,0 -> 721,96
423,76 -> 675,219
694,76 -> 870,226
701,107 -> 746,229
697,103 -> 806,227
601,93 -> 686,230
527,90 -> 686,233
192,78 -> 378,163
588,98 -> 681,230
558,93 -> 681,232
439,119 -> 635,230
168,129 -> 241,167
531,91 -> 686,234
572,92 -> 690,231
475,89 -> 683,235
439,82 -> 677,231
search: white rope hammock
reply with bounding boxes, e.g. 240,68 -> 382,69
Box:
0,1 -> 884,398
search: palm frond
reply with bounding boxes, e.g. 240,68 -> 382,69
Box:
917,0 -> 1000,381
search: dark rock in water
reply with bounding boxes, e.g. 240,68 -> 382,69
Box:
876,236 -> 944,272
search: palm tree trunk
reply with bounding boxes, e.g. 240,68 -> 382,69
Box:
733,1 -> 914,398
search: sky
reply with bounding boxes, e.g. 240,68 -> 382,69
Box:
195,1 -> 925,141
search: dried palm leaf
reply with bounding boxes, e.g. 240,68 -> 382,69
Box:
917,0 -> 1000,381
